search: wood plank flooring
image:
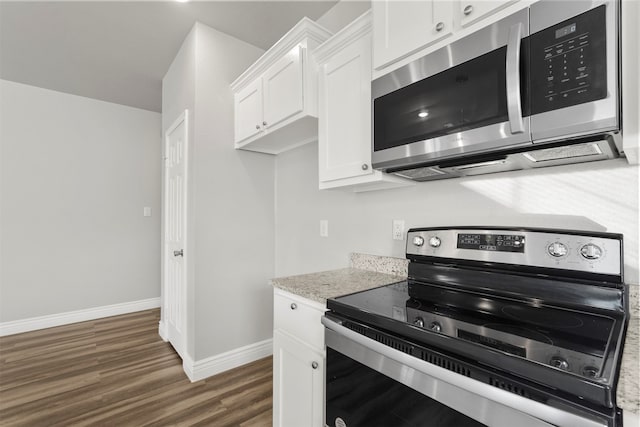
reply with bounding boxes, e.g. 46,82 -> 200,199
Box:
0,309 -> 272,426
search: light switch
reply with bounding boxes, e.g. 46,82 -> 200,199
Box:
143,207 -> 152,217
320,220 -> 328,237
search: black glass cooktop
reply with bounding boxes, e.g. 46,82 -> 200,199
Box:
330,280 -> 619,381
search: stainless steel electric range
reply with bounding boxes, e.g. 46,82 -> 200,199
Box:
323,227 -> 628,427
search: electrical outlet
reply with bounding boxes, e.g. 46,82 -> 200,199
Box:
392,220 -> 405,240
320,220 -> 329,237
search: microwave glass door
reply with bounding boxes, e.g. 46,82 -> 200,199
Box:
373,47 -> 508,152
371,8 -> 531,171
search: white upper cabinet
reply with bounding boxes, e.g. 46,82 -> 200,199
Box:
459,0 -> 519,27
231,18 -> 332,155
371,0 -> 526,75
319,34 -> 370,182
263,46 -> 304,130
372,0 -> 453,70
315,11 -> 412,192
234,79 -> 263,142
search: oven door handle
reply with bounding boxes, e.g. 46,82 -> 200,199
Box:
506,22 -> 525,134
322,316 -> 607,427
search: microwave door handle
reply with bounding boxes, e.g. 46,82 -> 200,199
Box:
506,22 -> 524,134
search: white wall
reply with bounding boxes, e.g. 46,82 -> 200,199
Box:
162,26 -> 197,357
0,79 -> 162,322
315,0 -> 371,33
192,23 -> 275,360
162,22 -> 274,362
275,143 -> 640,283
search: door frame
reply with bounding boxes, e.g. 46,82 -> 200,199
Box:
159,109 -> 189,360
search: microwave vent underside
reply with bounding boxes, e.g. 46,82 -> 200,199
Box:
523,143 -> 603,162
394,167 -> 446,179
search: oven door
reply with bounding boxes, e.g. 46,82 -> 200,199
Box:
371,8 -> 532,172
323,316 -> 609,427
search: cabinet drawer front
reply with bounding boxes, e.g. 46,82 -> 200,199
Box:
274,290 -> 325,351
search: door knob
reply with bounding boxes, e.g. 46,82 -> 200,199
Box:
311,361 -> 319,369
436,22 -> 444,32
464,5 -> 473,15
173,249 -> 184,257
255,124 -> 260,129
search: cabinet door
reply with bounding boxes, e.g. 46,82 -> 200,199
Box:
234,78 -> 263,143
372,0 -> 453,70
273,330 -> 324,427
459,0 -> 518,27
263,45 -> 304,130
319,36 -> 373,183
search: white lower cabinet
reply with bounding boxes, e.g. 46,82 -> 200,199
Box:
273,330 -> 324,427
273,289 -> 325,427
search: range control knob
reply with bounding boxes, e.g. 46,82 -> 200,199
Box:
582,366 -> 599,378
550,356 -> 569,371
413,317 -> 425,328
547,242 -> 568,258
429,322 -> 442,333
580,243 -> 603,260
429,236 -> 441,248
413,236 -> 425,247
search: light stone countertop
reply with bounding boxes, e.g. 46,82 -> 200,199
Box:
270,267 -> 405,304
271,253 -> 639,415
617,284 -> 640,414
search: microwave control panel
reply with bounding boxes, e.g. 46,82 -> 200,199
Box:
530,5 -> 607,115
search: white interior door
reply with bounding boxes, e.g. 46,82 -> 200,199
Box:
163,110 -> 188,359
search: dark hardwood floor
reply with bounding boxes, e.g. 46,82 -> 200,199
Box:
0,309 -> 272,426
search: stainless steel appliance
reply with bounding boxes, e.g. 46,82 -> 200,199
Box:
372,0 -> 621,181
323,227 -> 628,427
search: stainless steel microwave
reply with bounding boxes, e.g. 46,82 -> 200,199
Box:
372,0 -> 621,181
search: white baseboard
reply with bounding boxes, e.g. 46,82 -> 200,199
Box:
182,338 -> 273,382
0,297 -> 161,337
158,320 -> 169,342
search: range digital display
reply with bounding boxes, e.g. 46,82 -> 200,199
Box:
457,233 -> 525,253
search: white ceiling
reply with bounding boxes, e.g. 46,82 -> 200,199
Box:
0,1 -> 338,112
